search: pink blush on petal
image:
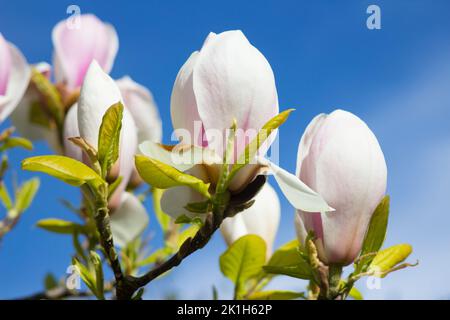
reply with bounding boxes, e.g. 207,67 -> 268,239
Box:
0,35 -> 12,96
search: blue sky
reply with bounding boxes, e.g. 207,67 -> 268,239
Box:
1,0 -> 450,299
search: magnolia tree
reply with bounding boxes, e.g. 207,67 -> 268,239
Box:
0,14 -> 416,300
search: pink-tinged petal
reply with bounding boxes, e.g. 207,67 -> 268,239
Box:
0,33 -> 12,96
193,30 -> 278,156
221,183 -> 280,257
63,103 -> 82,161
79,61 -> 138,207
116,76 -> 162,144
160,165 -> 210,219
170,51 -> 204,146
52,14 -> 118,89
297,110 -> 387,265
110,192 -> 149,248
0,40 -> 30,123
78,60 -> 123,147
11,62 -> 59,146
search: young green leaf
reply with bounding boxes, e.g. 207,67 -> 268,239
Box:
368,244 -> 413,277
0,182 -> 12,210
0,137 -> 33,151
356,196 -> 390,272
247,290 -> 305,300
22,155 -> 103,187
136,247 -> 174,267
266,239 -> 302,268
230,109 -> 294,176
72,258 -> 99,298
135,155 -> 211,198
152,188 -> 171,232
37,218 -> 88,234
89,251 -> 105,300
13,178 -> 40,217
348,286 -> 363,300
263,264 -> 313,280
30,68 -> 64,126
97,102 -> 124,177
219,235 -> 267,295
44,273 -> 59,291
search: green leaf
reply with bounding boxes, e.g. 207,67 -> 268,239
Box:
72,258 -> 99,298
261,239 -> 313,280
13,178 -> 40,216
152,188 -> 171,232
230,109 -> 294,176
368,244 -> 413,277
136,247 -> 173,267
132,288 -> 145,300
97,102 -> 124,177
44,273 -> 58,291
219,235 -> 267,295
37,218 -> 87,234
177,224 -> 200,249
0,137 -> 33,151
263,264 -> 313,280
185,200 -> 211,214
135,155 -> 211,198
89,251 -> 105,300
22,155 -> 103,187
248,290 -> 305,300
30,68 -> 64,125
267,239 -> 303,268
357,196 -> 390,271
348,286 -> 363,300
0,182 -> 12,210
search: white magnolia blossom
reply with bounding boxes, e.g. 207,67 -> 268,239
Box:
0,33 -> 30,123
295,110 -> 387,265
221,183 -> 280,257
140,30 -> 332,221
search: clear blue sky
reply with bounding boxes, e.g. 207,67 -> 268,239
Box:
1,0 -> 450,299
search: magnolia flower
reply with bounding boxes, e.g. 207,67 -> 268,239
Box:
0,33 -> 30,123
295,110 -> 387,265
117,76 -> 162,144
65,61 -> 137,203
10,63 -> 60,148
63,61 -> 146,246
52,14 -> 118,90
221,183 -> 280,257
139,30 -> 332,220
110,192 -> 149,247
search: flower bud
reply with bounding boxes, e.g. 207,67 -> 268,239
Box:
295,110 -> 387,265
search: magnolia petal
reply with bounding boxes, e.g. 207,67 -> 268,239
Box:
221,183 -> 280,257
63,103 -> 82,161
78,60 -> 123,147
160,165 -> 210,219
170,51 -> 204,146
11,63 -> 58,145
52,14 -> 119,89
0,41 -> 30,122
259,158 -> 333,213
117,76 -> 162,144
296,113 -> 327,176
302,110 -> 387,265
110,192 -> 149,248
193,30 -> 278,156
0,33 -> 12,96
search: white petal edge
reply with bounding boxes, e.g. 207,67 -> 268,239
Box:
258,157 -> 334,213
